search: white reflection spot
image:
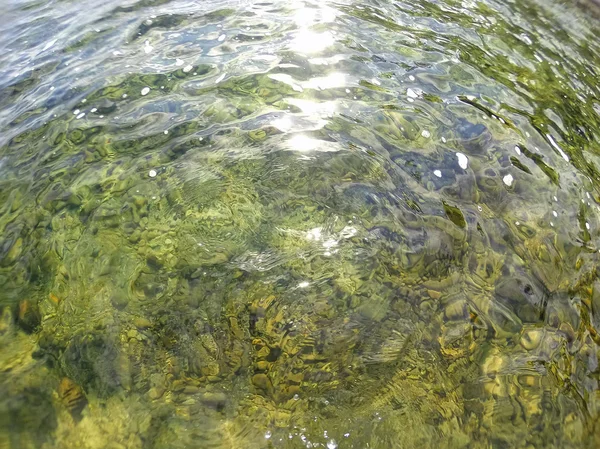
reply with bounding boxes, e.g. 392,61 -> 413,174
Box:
149,169 -> 157,178
323,239 -> 337,249
434,170 -> 442,178
298,281 -> 310,288
144,40 -> 153,54
43,39 -> 57,51
520,33 -> 533,45
289,135 -> 320,152
304,72 -> 345,90
265,431 -> 272,439
290,31 -> 334,54
183,65 -> 193,73
547,134 -> 569,162
340,226 -> 357,238
271,116 -> 293,132
268,73 -> 303,92
503,174 -> 514,186
586,222 -> 590,230
407,88 -> 419,99
306,227 -> 322,241
175,58 -> 184,66
456,152 -> 468,169
421,130 -> 431,138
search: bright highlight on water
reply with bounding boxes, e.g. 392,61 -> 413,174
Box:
0,0 -> 599,448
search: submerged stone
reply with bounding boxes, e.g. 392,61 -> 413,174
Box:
1,0 -> 600,447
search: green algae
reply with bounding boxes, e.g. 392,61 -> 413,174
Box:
0,0 -> 600,448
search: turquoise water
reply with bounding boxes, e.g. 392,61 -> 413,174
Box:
1,0 -> 600,447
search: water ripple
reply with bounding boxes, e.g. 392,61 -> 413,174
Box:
1,0 -> 600,448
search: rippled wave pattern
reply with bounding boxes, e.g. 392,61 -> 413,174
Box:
1,0 -> 600,447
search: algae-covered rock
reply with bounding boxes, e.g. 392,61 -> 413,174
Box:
1,0 -> 600,447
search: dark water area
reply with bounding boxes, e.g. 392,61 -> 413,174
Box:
1,0 -> 600,447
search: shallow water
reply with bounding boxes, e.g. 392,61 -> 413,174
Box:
1,0 -> 600,447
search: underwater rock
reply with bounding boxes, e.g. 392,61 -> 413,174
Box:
0,387 -> 57,448
57,377 -> 87,420
60,333 -> 122,397
454,118 -> 492,153
111,292 -> 129,310
133,317 -> 152,329
519,328 -> 544,351
17,299 -> 41,333
494,274 -> 548,323
252,373 -> 273,394
0,307 -> 13,335
0,236 -> 23,267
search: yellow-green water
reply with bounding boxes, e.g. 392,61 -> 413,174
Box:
1,0 -> 600,447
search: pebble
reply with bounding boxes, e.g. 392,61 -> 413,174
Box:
252,373 -> 273,391
134,317 -> 152,329
427,289 -> 442,300
183,385 -> 200,394
200,392 -> 227,407
111,293 -> 128,310
148,387 -> 164,399
520,329 -> 543,350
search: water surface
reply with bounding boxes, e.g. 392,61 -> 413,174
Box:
1,0 -> 600,447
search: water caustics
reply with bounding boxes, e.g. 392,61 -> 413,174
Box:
1,0 -> 600,448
